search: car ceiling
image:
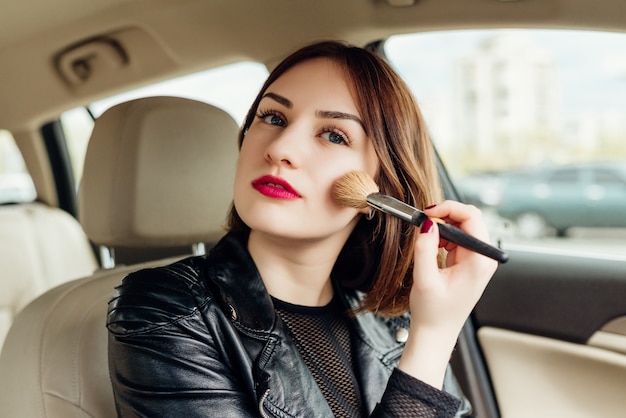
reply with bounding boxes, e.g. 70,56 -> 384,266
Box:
1,0 -> 626,130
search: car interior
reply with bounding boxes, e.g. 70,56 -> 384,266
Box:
0,1 -> 625,417
0,96 -> 240,417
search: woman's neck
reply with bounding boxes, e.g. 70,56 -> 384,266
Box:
247,230 -> 346,307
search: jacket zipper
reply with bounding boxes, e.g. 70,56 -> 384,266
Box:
259,389 -> 272,418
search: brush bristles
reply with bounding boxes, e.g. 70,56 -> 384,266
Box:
332,171 -> 380,209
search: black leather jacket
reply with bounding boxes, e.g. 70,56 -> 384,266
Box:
107,232 -> 472,417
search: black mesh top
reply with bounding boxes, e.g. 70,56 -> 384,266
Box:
273,296 -> 461,418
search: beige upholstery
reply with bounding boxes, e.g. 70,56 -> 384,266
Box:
0,260 -> 174,418
0,97 -> 240,417
0,202 -> 98,349
478,327 -> 626,418
80,96 -> 239,247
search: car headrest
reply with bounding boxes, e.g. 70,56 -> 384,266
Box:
79,96 -> 239,248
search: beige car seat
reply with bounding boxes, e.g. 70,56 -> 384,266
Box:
0,96 -> 240,417
0,205 -> 98,351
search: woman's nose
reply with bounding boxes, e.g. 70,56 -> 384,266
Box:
264,126 -> 303,168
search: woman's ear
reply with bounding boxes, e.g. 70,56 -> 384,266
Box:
360,207 -> 375,220
358,206 -> 370,216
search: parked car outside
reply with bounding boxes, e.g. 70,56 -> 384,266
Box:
458,163 -> 626,238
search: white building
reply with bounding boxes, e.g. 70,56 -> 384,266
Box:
455,32 -> 561,163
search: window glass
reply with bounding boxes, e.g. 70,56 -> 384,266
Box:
592,167 -> 625,184
88,61 -> 268,122
60,61 -> 269,189
385,29 -> 626,256
0,130 -> 36,204
548,169 -> 579,183
60,107 -> 94,189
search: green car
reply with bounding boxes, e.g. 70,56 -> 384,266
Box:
494,163 -> 626,237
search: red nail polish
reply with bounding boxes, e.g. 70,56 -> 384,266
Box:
425,204 -> 437,209
420,218 -> 434,233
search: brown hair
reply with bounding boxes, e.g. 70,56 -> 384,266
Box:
228,40 -> 443,316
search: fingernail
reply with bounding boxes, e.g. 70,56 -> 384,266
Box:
420,218 -> 434,233
425,204 -> 437,209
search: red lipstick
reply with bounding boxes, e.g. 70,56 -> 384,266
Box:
251,175 -> 301,200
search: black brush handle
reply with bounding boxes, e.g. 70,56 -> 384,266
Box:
412,212 -> 509,263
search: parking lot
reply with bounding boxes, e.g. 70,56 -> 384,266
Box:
484,209 -> 626,258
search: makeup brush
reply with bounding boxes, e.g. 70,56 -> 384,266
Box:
333,171 -> 509,263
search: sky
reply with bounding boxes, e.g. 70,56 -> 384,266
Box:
384,28 -> 626,116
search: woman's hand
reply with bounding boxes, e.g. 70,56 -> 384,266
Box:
412,200 -> 497,331
398,200 -> 498,388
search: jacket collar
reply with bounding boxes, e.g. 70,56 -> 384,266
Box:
203,232 -> 413,415
205,231 -> 276,332
205,232 -> 406,354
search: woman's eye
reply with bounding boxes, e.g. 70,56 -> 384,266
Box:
259,113 -> 285,127
321,130 -> 349,145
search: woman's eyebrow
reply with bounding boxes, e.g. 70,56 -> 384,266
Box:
262,92 -> 292,108
261,92 -> 365,130
317,110 -> 365,130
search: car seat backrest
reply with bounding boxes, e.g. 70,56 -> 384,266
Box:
0,96 -> 240,418
0,202 -> 98,350
80,95 -> 240,264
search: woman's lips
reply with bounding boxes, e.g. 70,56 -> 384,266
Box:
251,175 -> 301,200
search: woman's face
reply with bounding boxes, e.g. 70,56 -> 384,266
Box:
233,57 -> 379,242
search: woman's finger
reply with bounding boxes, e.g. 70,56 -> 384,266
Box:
411,219 -> 442,289
424,200 -> 498,273
424,201 -> 490,242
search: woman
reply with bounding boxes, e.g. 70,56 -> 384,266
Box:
107,40 -> 497,417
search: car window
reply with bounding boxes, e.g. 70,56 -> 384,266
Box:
0,130 -> 36,204
60,107 -> 95,190
60,61 -> 269,191
385,29 -> 626,256
548,169 -> 579,183
593,167 -> 625,184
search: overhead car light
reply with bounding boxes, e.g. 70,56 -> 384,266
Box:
385,0 -> 416,6
55,36 -> 128,86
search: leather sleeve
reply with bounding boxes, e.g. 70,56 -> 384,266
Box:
107,267 -> 259,418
